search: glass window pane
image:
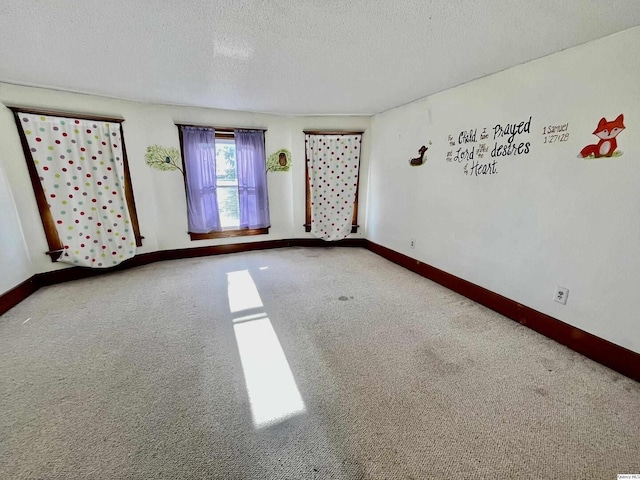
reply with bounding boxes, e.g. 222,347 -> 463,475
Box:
216,141 -> 237,181
215,139 -> 239,228
217,186 -> 239,229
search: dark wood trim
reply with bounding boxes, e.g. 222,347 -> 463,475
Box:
145,238 -> 365,260
305,161 -> 312,231
0,238 -> 367,307
189,227 -> 269,240
351,144 -> 362,230
0,278 -> 38,316
2,236 -> 637,382
34,252 -> 163,288
175,123 -> 267,132
176,126 -> 234,140
303,130 -> 364,135
177,125 -> 190,232
15,238 -> 367,291
154,240 -> 287,260
119,124 -> 143,247
215,132 -> 235,140
8,106 -> 124,123
11,111 -> 64,259
289,238 -> 367,248
365,240 -> 640,382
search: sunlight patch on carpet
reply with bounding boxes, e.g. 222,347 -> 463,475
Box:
228,269 -> 306,428
227,270 -> 264,313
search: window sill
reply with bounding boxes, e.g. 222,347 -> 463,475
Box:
189,227 -> 269,241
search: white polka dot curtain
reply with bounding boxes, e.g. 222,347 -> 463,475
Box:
18,113 -> 137,268
305,133 -> 361,241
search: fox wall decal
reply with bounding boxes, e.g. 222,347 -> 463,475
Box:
578,114 -> 625,158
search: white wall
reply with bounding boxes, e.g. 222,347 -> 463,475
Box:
4,26 -> 638,355
0,159 -> 31,295
0,83 -> 370,281
367,26 -> 640,353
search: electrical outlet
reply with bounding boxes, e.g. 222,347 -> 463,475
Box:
410,239 -> 416,249
554,287 -> 569,305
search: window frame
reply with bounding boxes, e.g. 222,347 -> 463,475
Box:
303,130 -> 363,234
10,106 -> 144,262
176,124 -> 269,241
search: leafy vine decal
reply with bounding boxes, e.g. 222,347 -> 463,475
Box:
145,145 -> 184,176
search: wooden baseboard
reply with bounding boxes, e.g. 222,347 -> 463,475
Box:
365,240 -> 640,382
0,278 -> 38,316
288,238 -> 367,248
2,237 -> 637,382
1,237 -> 368,313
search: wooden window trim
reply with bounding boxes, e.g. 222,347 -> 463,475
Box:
189,227 -> 269,241
304,131 -> 363,234
176,124 -> 270,241
176,123 -> 267,132
9,106 -> 143,262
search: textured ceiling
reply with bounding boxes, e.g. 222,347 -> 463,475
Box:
1,1 -> 639,115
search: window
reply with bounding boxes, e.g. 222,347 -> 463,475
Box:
304,131 -> 362,240
178,125 -> 270,240
215,134 -> 240,229
11,107 -> 143,267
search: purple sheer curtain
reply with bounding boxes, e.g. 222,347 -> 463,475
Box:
181,127 -> 221,233
235,129 -> 270,229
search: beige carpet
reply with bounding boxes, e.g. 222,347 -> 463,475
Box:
1,247 -> 638,479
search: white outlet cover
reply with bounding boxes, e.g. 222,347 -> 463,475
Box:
554,287 -> 569,305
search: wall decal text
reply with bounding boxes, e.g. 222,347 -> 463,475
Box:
446,116 -> 533,177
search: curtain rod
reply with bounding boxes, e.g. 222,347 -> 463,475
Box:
175,123 -> 268,132
7,106 -> 124,123
303,130 -> 364,135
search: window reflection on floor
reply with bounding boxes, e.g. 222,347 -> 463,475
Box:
227,270 -> 264,313
227,270 -> 306,428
